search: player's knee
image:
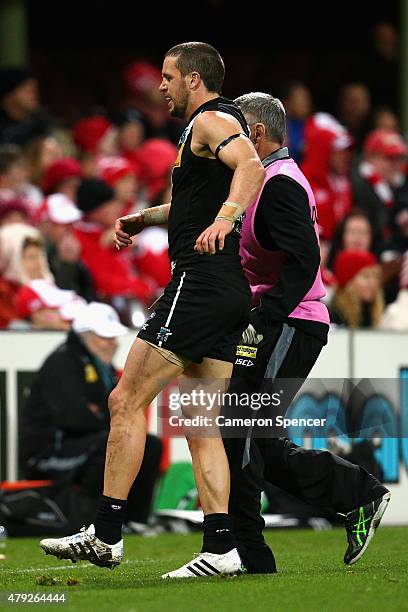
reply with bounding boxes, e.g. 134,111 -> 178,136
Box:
108,387 -> 128,422
108,386 -> 146,424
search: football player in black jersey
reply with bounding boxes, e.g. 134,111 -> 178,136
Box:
41,42 -> 265,579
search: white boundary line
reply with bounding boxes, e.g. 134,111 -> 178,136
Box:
0,559 -> 167,574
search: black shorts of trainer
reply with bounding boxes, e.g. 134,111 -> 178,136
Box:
138,269 -> 251,364
223,322 -> 387,574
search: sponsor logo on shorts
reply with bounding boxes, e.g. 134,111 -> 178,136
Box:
157,326 -> 172,343
236,345 -> 258,358
235,358 -> 254,367
141,311 -> 156,331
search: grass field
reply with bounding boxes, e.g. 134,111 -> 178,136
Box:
1,527 -> 407,612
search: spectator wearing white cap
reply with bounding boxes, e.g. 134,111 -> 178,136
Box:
20,302 -> 163,530
37,193 -> 94,301
352,129 -> 408,244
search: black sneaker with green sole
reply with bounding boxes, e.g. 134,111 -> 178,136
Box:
343,491 -> 391,565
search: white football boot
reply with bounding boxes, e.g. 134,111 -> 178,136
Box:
162,547 -> 244,579
40,524 -> 123,569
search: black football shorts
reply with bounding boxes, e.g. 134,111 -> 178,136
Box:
138,268 -> 251,364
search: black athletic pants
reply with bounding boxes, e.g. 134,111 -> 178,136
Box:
223,322 -> 388,573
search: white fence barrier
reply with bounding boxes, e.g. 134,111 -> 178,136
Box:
0,328 -> 407,524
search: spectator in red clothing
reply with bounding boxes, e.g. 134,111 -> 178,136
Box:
351,129 -> 407,244
124,61 -> 182,144
36,193 -> 94,301
99,157 -> 140,215
136,138 -> 177,203
130,182 -> 172,290
16,278 -> 85,330
73,116 -> 117,178
75,178 -> 153,306
42,157 -> 83,201
73,116 -> 115,157
0,196 -> 31,226
301,112 -> 353,241
330,250 -> 384,328
98,153 -> 172,288
0,222 -> 84,329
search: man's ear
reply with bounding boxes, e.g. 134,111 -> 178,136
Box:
189,71 -> 201,90
254,122 -> 266,142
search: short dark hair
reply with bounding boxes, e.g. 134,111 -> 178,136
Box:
165,42 -> 225,94
0,144 -> 22,175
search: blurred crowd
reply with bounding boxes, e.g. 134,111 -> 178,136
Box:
0,60 -> 179,331
0,27 -> 408,333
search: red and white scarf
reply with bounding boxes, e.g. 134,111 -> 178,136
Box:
359,161 -> 394,208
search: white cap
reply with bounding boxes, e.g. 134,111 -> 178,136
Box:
43,193 -> 82,224
333,132 -> 353,151
72,302 -> 128,338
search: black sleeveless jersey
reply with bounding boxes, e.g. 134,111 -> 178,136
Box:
168,96 -> 250,273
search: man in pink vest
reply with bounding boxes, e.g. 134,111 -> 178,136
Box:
223,92 -> 390,574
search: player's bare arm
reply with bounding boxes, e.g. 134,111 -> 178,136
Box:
192,111 -> 265,254
114,203 -> 171,250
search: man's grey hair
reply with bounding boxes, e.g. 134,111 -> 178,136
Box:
234,92 -> 286,144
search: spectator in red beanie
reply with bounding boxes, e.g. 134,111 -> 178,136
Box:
0,196 -> 31,226
330,250 -> 384,328
136,138 -> 177,202
42,157 -> 82,202
301,112 -> 353,242
75,178 -> 153,304
123,61 -> 182,144
73,116 -> 114,155
99,157 -> 140,215
73,116 -> 117,178
352,129 -> 407,244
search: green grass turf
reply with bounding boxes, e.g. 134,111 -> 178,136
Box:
0,527 -> 407,612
